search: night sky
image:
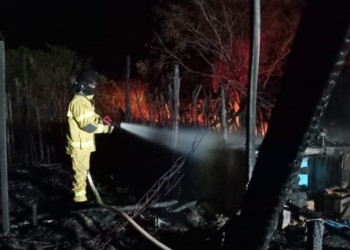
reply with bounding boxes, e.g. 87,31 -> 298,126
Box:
0,0 -> 160,78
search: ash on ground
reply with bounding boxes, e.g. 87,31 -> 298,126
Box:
1,164 -> 350,250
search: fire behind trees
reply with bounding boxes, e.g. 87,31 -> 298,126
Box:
97,0 -> 307,135
5,0 -> 350,165
149,0 -> 306,130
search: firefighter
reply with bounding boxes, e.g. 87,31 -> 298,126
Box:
66,69 -> 114,204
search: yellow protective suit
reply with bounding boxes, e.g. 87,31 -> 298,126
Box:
66,93 -> 111,202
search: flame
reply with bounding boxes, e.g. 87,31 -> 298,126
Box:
97,79 -> 269,136
232,91 -> 240,127
210,38 -> 272,136
258,110 -> 269,136
97,80 -> 150,121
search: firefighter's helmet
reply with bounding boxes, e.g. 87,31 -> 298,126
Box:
73,69 -> 100,94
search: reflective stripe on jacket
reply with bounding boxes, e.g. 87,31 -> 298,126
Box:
66,93 -> 109,154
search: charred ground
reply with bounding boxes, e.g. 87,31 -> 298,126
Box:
1,130 -> 350,250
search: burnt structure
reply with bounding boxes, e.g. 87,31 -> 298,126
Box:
223,0 -> 350,249
296,137 -> 350,219
296,74 -> 350,220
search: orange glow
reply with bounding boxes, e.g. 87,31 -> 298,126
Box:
97,80 -> 150,121
212,39 -> 250,93
164,103 -> 171,120
256,110 -> 269,136
233,92 -> 240,127
97,79 -> 269,136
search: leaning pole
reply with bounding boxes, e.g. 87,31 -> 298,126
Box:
0,40 -> 9,234
225,0 -> 350,249
247,0 -> 260,182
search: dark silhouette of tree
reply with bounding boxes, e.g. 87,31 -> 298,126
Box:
154,0 -> 305,113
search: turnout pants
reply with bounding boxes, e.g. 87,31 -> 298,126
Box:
71,150 -> 91,202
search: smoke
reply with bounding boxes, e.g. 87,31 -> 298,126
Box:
120,122 -> 263,158
320,75 -> 350,145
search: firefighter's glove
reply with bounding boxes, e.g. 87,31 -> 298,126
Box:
103,115 -> 115,134
103,115 -> 112,125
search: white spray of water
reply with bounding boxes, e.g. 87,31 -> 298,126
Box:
120,122 -> 263,158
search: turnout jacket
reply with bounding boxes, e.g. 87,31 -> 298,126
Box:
66,93 -> 111,155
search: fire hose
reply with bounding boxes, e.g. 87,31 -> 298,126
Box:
87,170 -> 172,250
87,132 -> 203,248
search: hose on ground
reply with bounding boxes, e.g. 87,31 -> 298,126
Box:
87,170 -> 172,250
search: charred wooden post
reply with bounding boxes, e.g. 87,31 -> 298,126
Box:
246,0 -> 260,183
134,84 -> 144,123
22,50 -> 36,165
220,85 -> 228,143
202,96 -> 207,126
35,100 -> 44,162
125,55 -> 132,123
306,219 -> 324,250
6,96 -> 11,163
192,84 -> 202,127
14,78 -> 23,162
0,40 -> 10,234
160,93 -> 166,125
146,90 -> 154,126
224,0 -> 350,249
171,64 -> 180,149
7,94 -> 15,163
23,53 -> 30,164
168,85 -> 173,124
155,89 -> 162,124
208,89 -> 213,127
6,125 -> 11,164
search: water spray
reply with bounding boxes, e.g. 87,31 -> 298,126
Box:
120,122 -> 259,159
